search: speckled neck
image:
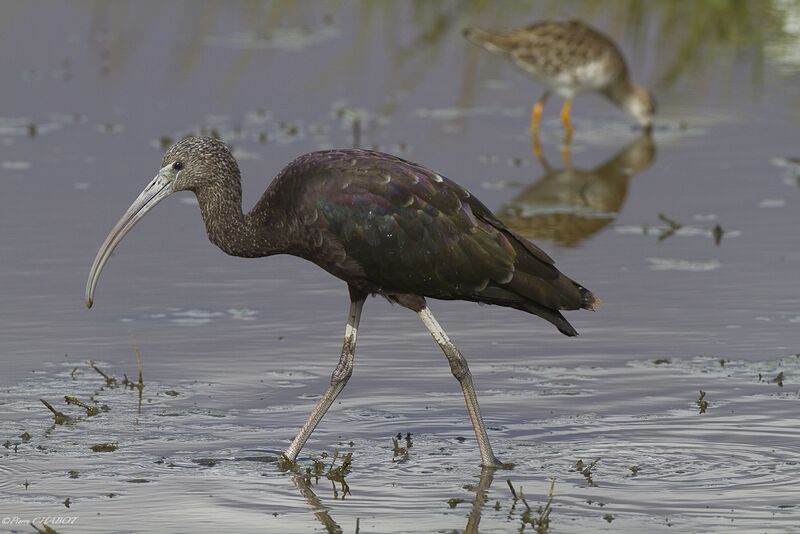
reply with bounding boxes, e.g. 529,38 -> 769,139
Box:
194,179 -> 286,259
604,77 -> 632,105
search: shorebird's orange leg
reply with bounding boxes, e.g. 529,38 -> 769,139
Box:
531,129 -> 544,160
530,91 -> 550,158
531,102 -> 544,133
560,98 -> 573,139
530,91 -> 550,134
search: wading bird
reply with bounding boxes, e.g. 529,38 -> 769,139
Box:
464,19 -> 655,139
86,137 -> 599,467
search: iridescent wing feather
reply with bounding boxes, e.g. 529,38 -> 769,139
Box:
278,150 -> 596,335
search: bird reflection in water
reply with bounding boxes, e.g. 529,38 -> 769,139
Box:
464,467 -> 496,533
498,133 -> 656,247
288,469 -> 343,533
284,464 -> 499,534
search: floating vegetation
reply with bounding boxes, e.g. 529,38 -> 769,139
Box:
773,371 -> 785,387
506,478 -> 555,533
697,390 -> 709,414
325,450 -> 353,500
124,335 -> 145,393
391,436 -> 408,462
286,448 -> 353,501
86,359 -> 117,386
712,223 -> 724,245
4,440 -> 20,453
33,352 -> 150,444
615,214 -> 738,245
657,213 -> 683,242
447,497 -> 466,508
91,442 -> 118,453
279,121 -> 300,137
40,399 -> 72,425
629,465 -> 639,477
391,432 -> 413,462
574,458 -> 600,487
633,354 -> 800,409
64,395 -> 99,416
276,454 -> 297,472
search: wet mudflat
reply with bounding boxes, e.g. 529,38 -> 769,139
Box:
1,2 -> 799,533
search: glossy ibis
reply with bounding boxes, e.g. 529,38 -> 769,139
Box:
85,136 -> 599,467
464,20 -> 656,137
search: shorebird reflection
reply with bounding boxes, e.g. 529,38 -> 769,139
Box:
498,132 -> 656,247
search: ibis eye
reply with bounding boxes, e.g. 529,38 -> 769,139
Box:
172,161 -> 183,171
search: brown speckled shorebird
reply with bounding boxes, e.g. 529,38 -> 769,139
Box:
464,19 -> 656,137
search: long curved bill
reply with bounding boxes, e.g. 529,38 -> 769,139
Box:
85,169 -> 174,308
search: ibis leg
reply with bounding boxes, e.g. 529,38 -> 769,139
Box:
418,307 -> 503,468
283,297 -> 364,462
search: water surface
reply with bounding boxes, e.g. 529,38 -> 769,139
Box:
1,2 -> 799,533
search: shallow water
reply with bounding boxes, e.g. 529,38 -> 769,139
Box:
1,2 -> 799,533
